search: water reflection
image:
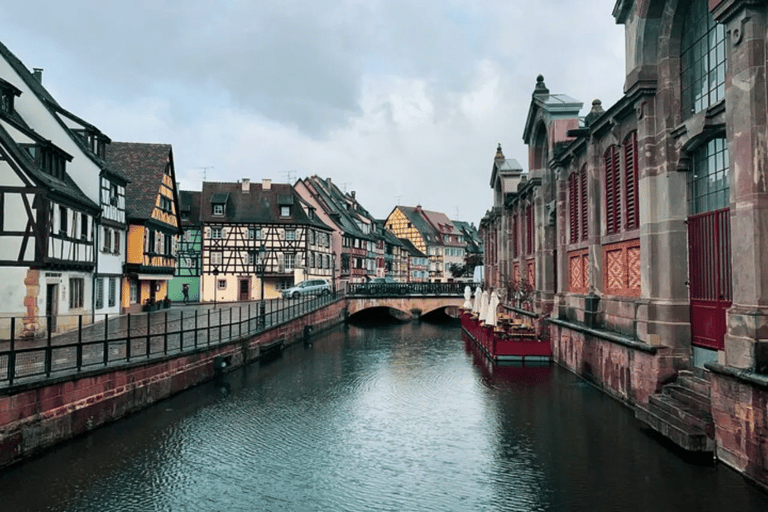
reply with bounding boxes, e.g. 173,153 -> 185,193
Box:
0,321 -> 766,511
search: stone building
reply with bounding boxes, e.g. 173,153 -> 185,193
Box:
481,0 -> 768,489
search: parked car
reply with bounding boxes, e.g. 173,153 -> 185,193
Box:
282,279 -> 331,299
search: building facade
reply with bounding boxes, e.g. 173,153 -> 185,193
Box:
481,0 -> 768,489
168,190 -> 202,303
105,142 -> 181,312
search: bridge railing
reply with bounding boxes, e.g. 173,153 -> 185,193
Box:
347,281 -> 473,297
0,290 -> 345,388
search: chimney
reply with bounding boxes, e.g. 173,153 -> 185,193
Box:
241,178 -> 250,193
33,68 -> 43,84
415,204 -> 422,212
351,191 -> 356,199
262,179 -> 271,190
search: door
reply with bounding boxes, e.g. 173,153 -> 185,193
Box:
46,284 -> 58,333
239,279 -> 250,301
687,208 -> 732,350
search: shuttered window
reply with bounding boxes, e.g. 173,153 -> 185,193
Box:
624,132 -> 639,230
569,172 -> 579,244
605,146 -> 621,235
526,204 -> 534,255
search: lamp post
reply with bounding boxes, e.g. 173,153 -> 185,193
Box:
212,266 -> 219,309
257,244 -> 266,328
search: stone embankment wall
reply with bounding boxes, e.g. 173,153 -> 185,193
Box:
0,301 -> 346,470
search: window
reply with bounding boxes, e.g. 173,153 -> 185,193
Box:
213,204 -> 224,216
604,146 -> 621,235
309,230 -> 315,245
681,1 -> 726,116
59,206 -> 68,235
218,279 -> 226,290
248,227 -> 260,239
568,167 -> 588,243
113,231 -> 121,254
69,278 -> 84,309
604,132 -> 640,235
211,227 -> 223,239
95,278 -> 104,309
109,183 -> 119,206
80,213 -> 88,240
310,252 -> 315,268
211,252 -> 223,265
280,206 -> 290,217
108,278 -> 116,307
525,204 -> 534,255
285,253 -> 296,270
103,227 -> 112,252
623,132 -> 639,230
130,281 -> 138,303
164,234 -> 172,255
688,138 -> 730,214
160,196 -> 172,212
285,229 -> 296,241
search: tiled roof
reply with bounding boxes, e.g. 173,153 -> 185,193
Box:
179,190 -> 202,228
200,181 -> 332,230
398,238 -> 426,258
105,142 -> 173,221
298,175 -> 376,241
0,122 -> 98,211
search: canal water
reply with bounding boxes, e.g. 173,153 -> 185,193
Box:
1,319 -> 767,511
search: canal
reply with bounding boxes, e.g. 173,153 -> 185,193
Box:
1,318 -> 767,511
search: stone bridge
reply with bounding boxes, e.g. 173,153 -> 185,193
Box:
346,296 -> 464,319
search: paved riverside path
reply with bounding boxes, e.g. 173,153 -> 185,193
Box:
0,294 -> 339,387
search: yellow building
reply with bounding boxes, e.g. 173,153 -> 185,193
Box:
105,143 -> 181,312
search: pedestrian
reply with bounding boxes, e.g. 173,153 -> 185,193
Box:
182,283 -> 189,304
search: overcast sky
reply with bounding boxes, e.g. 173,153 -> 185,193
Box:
0,0 -> 624,225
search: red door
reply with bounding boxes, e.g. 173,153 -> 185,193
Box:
687,208 -> 732,350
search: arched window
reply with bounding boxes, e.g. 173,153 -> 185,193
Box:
681,1 -> 726,116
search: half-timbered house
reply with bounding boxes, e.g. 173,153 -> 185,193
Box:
105,142 -> 181,312
200,179 -> 333,302
168,190 -> 202,303
0,42 -> 130,319
0,67 -> 100,337
294,175 -> 378,288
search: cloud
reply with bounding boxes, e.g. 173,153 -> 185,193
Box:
0,0 -> 626,223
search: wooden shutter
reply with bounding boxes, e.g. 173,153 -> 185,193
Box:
580,167 -> 588,241
605,146 -> 621,235
569,173 -> 578,243
624,132 -> 639,230
526,204 -> 534,254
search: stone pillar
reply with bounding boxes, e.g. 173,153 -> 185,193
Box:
554,163 -> 569,317
713,2 -> 768,371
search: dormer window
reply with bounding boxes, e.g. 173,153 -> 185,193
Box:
213,204 -> 224,216
280,206 -> 290,217
24,143 -> 70,180
0,79 -> 21,115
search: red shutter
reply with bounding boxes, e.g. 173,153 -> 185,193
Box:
605,147 -> 621,235
624,132 -> 639,230
512,214 -> 518,258
569,173 -> 578,243
526,204 -> 534,254
580,167 -> 588,241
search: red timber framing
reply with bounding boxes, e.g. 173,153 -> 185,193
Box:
687,208 -> 732,350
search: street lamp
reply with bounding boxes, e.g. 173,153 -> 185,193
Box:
212,266 -> 220,309
257,244 -> 266,328
257,244 -> 267,301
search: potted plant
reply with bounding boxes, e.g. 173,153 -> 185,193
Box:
162,296 -> 172,309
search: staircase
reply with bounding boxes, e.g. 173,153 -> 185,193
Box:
635,370 -> 714,452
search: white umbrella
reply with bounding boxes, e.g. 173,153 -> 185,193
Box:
485,290 -> 500,328
463,285 -> 472,309
478,290 -> 490,322
473,286 -> 482,314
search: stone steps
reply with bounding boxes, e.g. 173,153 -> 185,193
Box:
634,370 -> 714,453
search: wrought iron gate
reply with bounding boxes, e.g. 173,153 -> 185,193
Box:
687,208 -> 731,350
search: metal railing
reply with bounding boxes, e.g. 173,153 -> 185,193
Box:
0,290 -> 344,388
347,281 -> 472,297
